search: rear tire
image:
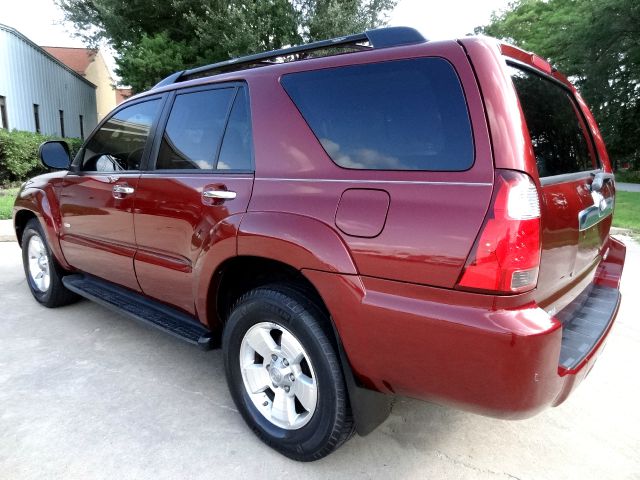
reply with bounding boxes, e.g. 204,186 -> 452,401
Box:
21,219 -> 78,308
223,284 -> 354,461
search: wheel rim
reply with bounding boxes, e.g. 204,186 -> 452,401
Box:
239,322 -> 318,430
27,235 -> 50,293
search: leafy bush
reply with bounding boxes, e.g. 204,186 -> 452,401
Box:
616,170 -> 640,184
0,129 -> 83,186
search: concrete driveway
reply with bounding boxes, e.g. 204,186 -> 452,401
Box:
1,238 -> 639,480
617,182 -> 640,192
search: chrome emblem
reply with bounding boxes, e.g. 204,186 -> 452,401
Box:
269,368 -> 283,384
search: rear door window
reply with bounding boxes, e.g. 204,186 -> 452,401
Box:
155,86 -> 252,171
156,88 -> 235,170
281,58 -> 474,171
508,65 -> 598,177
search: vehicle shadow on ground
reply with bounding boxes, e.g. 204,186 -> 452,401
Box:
56,296 -> 466,459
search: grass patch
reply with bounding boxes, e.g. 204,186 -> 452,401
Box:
0,188 -> 18,220
613,191 -> 640,233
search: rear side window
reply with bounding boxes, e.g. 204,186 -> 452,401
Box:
509,65 -> 598,177
218,88 -> 252,170
281,58 -> 474,171
156,88 -> 235,170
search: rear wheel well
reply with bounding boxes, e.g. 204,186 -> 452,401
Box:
13,210 -> 37,246
212,256 -> 329,331
211,256 -> 394,436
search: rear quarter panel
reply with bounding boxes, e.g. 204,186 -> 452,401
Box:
245,40 -> 494,287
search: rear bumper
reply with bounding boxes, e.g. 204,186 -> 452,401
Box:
304,236 -> 626,419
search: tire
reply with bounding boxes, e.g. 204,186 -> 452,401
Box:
223,284 -> 354,461
21,218 -> 78,308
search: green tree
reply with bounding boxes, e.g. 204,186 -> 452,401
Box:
57,0 -> 396,92
476,0 -> 640,167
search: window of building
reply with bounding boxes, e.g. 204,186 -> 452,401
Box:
59,110 -> 65,137
81,99 -> 161,172
0,96 -> 8,130
79,115 -> 84,140
33,104 -> 41,133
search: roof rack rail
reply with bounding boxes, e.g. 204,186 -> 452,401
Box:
153,26 -> 427,89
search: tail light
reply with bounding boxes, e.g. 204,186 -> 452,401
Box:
457,169 -> 541,294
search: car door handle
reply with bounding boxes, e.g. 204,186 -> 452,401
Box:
113,184 -> 135,195
203,189 -> 237,200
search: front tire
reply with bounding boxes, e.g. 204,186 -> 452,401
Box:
223,285 -> 354,461
21,219 -> 78,308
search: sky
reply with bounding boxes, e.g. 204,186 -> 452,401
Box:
1,0 -> 511,83
389,0 -> 511,38
1,0 -> 119,77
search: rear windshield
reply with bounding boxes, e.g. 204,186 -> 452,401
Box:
509,65 -> 598,177
281,58 -> 474,171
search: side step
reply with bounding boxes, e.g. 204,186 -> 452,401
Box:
62,274 -> 216,350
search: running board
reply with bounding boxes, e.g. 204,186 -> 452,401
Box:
62,274 -> 215,350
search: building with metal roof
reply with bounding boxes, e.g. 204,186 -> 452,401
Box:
43,46 -> 130,121
0,23 -> 98,139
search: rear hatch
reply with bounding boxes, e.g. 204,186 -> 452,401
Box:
507,64 -> 615,311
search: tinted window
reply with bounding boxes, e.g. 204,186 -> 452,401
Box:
82,100 -> 160,172
281,58 -> 473,171
156,88 -> 235,170
218,89 -> 252,170
509,66 -> 597,177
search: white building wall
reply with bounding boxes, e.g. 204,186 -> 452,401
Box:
0,24 -> 97,138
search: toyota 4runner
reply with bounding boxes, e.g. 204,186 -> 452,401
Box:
14,27 -> 626,461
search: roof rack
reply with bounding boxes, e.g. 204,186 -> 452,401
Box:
153,26 -> 427,89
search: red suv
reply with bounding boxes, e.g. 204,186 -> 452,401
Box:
14,27 -> 625,461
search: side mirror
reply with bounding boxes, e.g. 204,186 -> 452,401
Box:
39,141 -> 71,169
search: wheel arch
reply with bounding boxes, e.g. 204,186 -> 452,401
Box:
14,188 -> 70,270
13,208 -> 37,245
196,211 -> 358,328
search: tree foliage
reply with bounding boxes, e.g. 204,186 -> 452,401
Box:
57,0 -> 396,92
477,0 -> 640,166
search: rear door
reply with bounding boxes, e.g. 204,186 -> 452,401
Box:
133,84 -> 254,314
508,65 -> 615,306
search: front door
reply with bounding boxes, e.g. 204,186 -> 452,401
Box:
133,84 -> 254,314
59,97 -> 163,291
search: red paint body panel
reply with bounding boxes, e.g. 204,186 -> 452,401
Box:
245,41 -> 494,287
305,233 -> 624,418
13,171 -> 70,269
193,214 -> 243,326
57,173 -> 141,291
133,174 -> 254,314
238,212 -> 358,274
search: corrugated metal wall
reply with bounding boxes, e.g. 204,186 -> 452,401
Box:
0,24 -> 98,139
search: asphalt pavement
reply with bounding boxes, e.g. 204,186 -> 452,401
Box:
1,238 -> 639,480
